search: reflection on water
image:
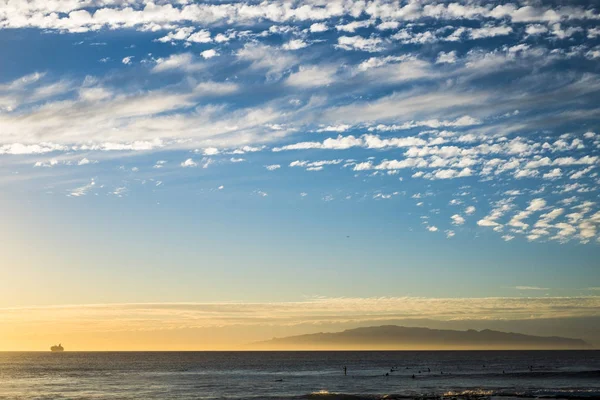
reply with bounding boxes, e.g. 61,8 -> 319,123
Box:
0,351 -> 599,399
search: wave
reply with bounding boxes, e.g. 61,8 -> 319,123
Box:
377,370 -> 600,380
251,388 -> 600,400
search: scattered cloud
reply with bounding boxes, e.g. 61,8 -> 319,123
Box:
181,158 -> 197,168
515,286 -> 550,291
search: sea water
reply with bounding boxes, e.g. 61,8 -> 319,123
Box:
0,351 -> 598,399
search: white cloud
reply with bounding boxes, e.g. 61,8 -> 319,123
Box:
336,20 -> 374,33
316,124 -> 352,133
77,158 -> 94,166
156,27 -> 195,43
152,53 -> 201,73
282,39 -> 309,50
194,81 -> 239,95
309,23 -> 328,33
187,29 -> 212,43
336,36 -> 383,52
0,143 -> 68,155
426,168 -> 473,180
515,286 -> 549,290
477,198 -> 515,229
286,65 -> 337,87
181,158 -> 197,167
200,49 -> 219,59
265,164 -> 281,171
377,21 -> 400,31
451,214 -> 465,225
2,2 -> 598,36
469,25 -> 512,39
111,186 -> 127,197
369,116 -> 480,131
237,43 -> 297,80
289,159 -> 343,171
542,168 -> 562,180
570,166 -> 594,180
436,51 -> 457,64
274,134 -> 426,152
528,198 -> 547,212
514,168 -> 539,179
551,23 -> 583,39
525,24 -> 548,36
122,56 -> 133,65
68,179 -> 95,197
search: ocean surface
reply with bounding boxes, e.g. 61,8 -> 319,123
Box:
0,351 -> 599,399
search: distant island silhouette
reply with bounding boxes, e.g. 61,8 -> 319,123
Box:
249,325 -> 592,350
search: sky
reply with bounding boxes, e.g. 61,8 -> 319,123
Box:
0,0 -> 599,350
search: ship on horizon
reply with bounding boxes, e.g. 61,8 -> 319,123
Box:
50,344 -> 64,352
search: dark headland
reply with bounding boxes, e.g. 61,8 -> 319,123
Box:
249,325 -> 592,350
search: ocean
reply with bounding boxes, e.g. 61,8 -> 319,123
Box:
0,351 -> 598,399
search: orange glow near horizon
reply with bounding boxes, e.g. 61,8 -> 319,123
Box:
1,297 -> 599,351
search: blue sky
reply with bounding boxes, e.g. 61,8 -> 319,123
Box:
0,0 -> 599,315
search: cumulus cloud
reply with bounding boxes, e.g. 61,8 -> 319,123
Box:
282,39 -> 309,50
202,147 -> 220,156
1,0 -> 599,251
289,159 -> 343,171
200,49 -> 219,59
152,53 -> 202,73
336,36 -> 383,52
451,214 -> 466,225
274,134 -> 426,152
309,23 -> 328,33
0,1 -> 597,36
436,51 -> 457,64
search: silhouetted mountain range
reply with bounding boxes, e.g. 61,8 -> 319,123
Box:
249,325 -> 592,350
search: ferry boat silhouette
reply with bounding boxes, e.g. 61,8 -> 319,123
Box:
50,344 -> 64,352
